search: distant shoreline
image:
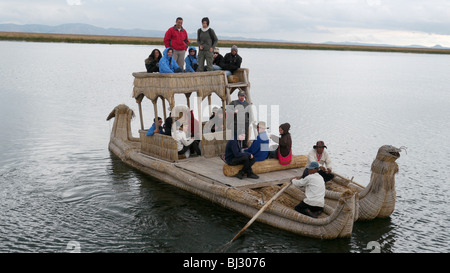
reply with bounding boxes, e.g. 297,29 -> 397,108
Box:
2,31 -> 450,55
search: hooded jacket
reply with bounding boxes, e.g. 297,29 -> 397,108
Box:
185,46 -> 199,72
270,123 -> 292,157
159,48 -> 181,73
246,131 -> 269,161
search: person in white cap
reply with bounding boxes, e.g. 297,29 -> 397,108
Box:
291,162 -> 325,218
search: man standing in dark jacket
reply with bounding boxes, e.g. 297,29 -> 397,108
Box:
220,45 -> 242,76
164,17 -> 189,70
225,131 -> 258,179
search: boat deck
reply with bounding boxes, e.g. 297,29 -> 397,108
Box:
174,156 -> 304,189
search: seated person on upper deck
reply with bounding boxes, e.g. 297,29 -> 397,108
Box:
173,123 -> 201,158
185,46 -> 199,72
159,47 -> 183,73
245,121 -> 269,161
145,48 -> 162,73
219,45 -> 242,76
146,117 -> 164,136
224,131 -> 258,180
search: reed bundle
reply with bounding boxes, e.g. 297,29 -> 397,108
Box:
139,130 -> 179,162
222,155 -> 307,176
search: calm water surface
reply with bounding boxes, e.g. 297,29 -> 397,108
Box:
0,41 -> 449,253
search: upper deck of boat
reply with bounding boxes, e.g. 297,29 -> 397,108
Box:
173,156 -> 304,189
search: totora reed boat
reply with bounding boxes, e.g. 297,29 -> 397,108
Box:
106,69 -> 402,239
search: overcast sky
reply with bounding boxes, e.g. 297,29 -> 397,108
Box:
1,0 -> 450,47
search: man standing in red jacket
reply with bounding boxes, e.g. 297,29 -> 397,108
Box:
164,17 -> 189,70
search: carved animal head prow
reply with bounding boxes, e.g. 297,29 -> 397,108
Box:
376,145 -> 403,162
106,104 -> 135,121
371,145 -> 404,176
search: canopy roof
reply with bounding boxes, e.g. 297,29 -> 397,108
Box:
132,70 -> 231,107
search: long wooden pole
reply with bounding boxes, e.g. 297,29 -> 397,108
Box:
228,181 -> 292,244
332,172 -> 366,189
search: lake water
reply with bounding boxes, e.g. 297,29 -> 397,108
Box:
0,41 -> 449,253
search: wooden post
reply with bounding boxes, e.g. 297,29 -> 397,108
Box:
185,93 -> 191,108
222,99 -> 227,141
225,87 -> 231,104
138,101 -> 144,130
197,95 -> 202,141
208,94 -> 212,117
162,98 -> 167,121
152,99 -> 158,126
136,93 -> 145,130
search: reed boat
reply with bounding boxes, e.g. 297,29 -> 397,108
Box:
106,69 -> 401,239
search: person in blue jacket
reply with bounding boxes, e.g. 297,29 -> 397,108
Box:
185,46 -> 199,72
225,131 -> 259,179
245,121 -> 270,161
159,47 -> 183,73
146,117 -> 164,136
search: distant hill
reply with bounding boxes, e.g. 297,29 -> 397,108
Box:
0,23 -> 284,43
0,23 -> 166,38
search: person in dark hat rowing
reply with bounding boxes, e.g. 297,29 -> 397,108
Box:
303,140 -> 334,182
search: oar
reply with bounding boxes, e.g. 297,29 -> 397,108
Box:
219,181 -> 293,251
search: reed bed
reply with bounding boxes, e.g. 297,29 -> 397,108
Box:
2,31 -> 450,55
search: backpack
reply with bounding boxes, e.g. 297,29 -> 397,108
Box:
197,28 -> 216,47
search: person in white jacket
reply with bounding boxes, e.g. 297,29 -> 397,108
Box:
304,140 -> 335,182
291,162 -> 325,218
173,124 -> 201,157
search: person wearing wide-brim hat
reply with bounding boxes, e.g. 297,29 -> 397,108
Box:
291,161 -> 326,218
313,140 -> 327,149
304,140 -> 334,182
245,121 -> 270,161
